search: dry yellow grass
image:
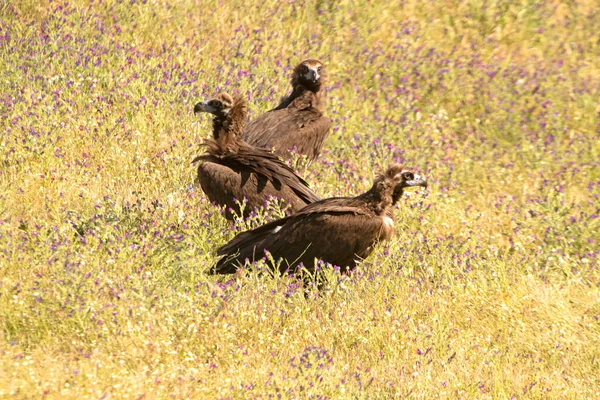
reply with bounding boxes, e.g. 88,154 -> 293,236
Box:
0,0 -> 599,397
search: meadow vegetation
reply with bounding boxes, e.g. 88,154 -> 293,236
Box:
1,0 -> 599,397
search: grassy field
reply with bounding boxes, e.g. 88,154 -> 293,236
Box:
1,0 -> 599,397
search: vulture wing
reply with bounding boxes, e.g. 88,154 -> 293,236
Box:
212,199 -> 387,275
195,146 -> 320,219
227,145 -> 321,204
196,160 -> 251,220
242,92 -> 331,160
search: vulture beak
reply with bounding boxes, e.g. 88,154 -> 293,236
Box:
194,101 -> 215,114
304,67 -> 320,83
405,174 -> 428,188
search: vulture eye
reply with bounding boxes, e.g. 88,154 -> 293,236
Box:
317,66 -> 322,72
401,172 -> 414,181
210,100 -> 222,108
302,65 -> 309,73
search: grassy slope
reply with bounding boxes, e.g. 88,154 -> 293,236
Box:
1,0 -> 599,397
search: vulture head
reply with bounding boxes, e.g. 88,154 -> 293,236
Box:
292,59 -> 325,92
193,92 -> 247,140
193,92 -> 234,119
364,164 -> 427,214
386,165 -> 428,205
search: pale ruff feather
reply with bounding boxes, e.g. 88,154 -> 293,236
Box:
383,216 -> 394,229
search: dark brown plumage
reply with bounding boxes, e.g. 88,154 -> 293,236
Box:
210,165 -> 427,275
242,59 -> 331,162
192,93 -> 320,220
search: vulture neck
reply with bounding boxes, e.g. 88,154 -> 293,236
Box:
210,100 -> 247,153
273,74 -> 325,111
212,115 -> 245,140
294,79 -> 322,94
212,125 -> 243,154
391,187 -> 405,206
358,179 -> 394,216
211,116 -> 227,140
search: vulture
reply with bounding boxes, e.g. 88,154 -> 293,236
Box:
210,164 -> 427,275
242,59 -> 331,162
192,92 -> 320,220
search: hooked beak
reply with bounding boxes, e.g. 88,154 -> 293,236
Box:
392,171 -> 428,205
304,67 -> 320,83
193,101 -> 214,114
405,173 -> 428,188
